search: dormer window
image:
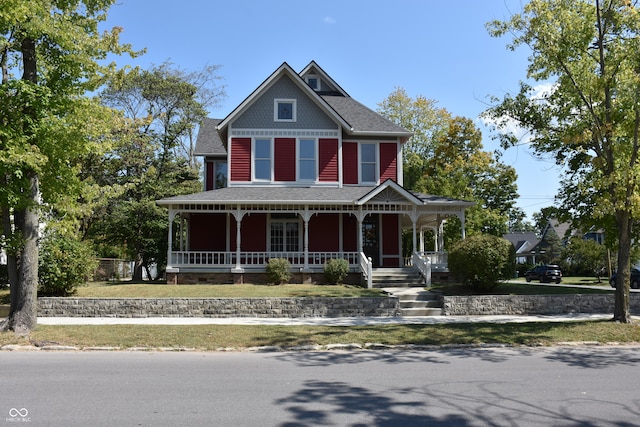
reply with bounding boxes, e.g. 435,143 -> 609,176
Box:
306,75 -> 319,91
275,99 -> 296,122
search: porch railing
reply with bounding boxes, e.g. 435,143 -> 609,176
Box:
360,252 -> 373,289
170,251 -> 360,268
412,252 -> 432,287
405,251 -> 448,271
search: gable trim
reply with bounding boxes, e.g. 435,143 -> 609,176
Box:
357,179 -> 423,206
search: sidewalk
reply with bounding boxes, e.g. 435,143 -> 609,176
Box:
37,313 -> 614,326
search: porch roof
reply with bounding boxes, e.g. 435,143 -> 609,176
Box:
156,185 -> 474,208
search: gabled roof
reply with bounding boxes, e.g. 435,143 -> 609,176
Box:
202,61 -> 412,153
299,60 -> 349,97
215,62 -> 351,133
357,179 -> 423,205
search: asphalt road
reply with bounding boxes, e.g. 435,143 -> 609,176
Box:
1,346 -> 639,426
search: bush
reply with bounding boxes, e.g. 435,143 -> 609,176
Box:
448,234 -> 516,292
265,258 -> 291,285
324,258 -> 349,284
39,232 -> 98,297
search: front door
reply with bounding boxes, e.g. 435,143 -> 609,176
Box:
362,214 -> 380,267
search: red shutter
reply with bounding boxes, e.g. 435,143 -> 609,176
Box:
205,161 -> 214,190
274,138 -> 296,182
230,138 -> 251,182
381,214 -> 400,267
342,142 -> 358,184
379,142 -> 397,182
318,138 -> 338,182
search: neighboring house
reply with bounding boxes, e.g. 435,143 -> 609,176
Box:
503,232 -> 540,264
157,62 -> 474,285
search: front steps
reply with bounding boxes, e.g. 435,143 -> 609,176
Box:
371,267 -> 425,288
397,291 -> 443,316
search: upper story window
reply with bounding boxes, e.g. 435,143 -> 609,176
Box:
254,139 -> 272,180
306,75 -> 319,91
274,99 -> 296,122
298,139 -> 316,181
214,160 -> 227,189
361,143 -> 377,183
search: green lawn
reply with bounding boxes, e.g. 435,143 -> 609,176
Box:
1,278 -> 634,351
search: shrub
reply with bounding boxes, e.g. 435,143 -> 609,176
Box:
265,258 -> 291,285
39,232 -> 98,297
448,234 -> 516,292
324,258 -> 349,284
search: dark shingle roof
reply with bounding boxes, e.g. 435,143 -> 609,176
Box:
194,117 -> 226,156
321,95 -> 412,136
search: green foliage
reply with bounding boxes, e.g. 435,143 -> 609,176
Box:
449,234 -> 516,292
324,258 -> 349,285
484,0 -> 640,320
378,88 -> 519,239
561,237 -> 607,277
38,232 -> 98,297
265,258 -> 291,285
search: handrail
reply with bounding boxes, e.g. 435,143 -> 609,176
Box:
412,251 -> 431,287
359,252 -> 373,289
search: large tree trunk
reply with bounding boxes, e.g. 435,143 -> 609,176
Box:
0,173 -> 39,335
0,36 -> 40,334
613,210 -> 632,323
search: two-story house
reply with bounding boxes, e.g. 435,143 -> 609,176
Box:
157,62 -> 474,286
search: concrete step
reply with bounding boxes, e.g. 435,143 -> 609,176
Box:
402,307 -> 443,316
371,268 -> 425,288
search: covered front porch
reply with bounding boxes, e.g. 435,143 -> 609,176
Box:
157,182 -> 474,286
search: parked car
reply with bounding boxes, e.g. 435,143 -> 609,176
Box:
525,265 -> 562,284
609,268 -> 640,289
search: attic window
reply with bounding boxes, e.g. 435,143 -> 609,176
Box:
275,99 -> 296,122
306,75 -> 319,91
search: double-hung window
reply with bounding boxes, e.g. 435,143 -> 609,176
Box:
299,139 -> 316,181
361,143 -> 377,183
254,139 -> 271,181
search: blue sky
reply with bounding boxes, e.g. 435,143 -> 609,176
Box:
101,0 -> 558,220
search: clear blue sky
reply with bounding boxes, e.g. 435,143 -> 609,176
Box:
102,0 -> 558,221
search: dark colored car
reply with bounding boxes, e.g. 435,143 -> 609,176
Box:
525,265 -> 562,284
609,268 -> 640,289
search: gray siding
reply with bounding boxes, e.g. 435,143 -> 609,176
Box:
233,76 -> 338,130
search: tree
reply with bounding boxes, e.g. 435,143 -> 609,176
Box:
378,89 -> 520,243
561,236 -> 607,279
0,1 -> 134,334
87,63 -> 221,280
483,0 -> 640,322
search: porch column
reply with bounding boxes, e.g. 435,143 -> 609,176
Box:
355,208 -> 367,254
419,226 -> 425,253
300,208 -> 313,271
167,208 -> 178,270
437,215 -> 445,252
409,208 -> 419,254
458,212 -> 467,240
231,207 -> 247,273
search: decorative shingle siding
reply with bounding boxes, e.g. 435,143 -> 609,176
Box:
233,76 -> 337,130
379,142 -> 397,182
274,138 -> 296,181
230,138 -> 251,181
342,142 -> 358,184
318,138 -> 338,182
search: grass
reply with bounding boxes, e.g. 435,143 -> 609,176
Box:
0,321 -> 638,350
1,277 -> 634,351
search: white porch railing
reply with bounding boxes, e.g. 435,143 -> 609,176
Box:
170,251 -> 360,268
359,252 -> 373,289
412,252 -> 432,287
405,251 -> 448,271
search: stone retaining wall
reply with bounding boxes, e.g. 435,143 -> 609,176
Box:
442,294 -> 640,316
38,297 -> 401,318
